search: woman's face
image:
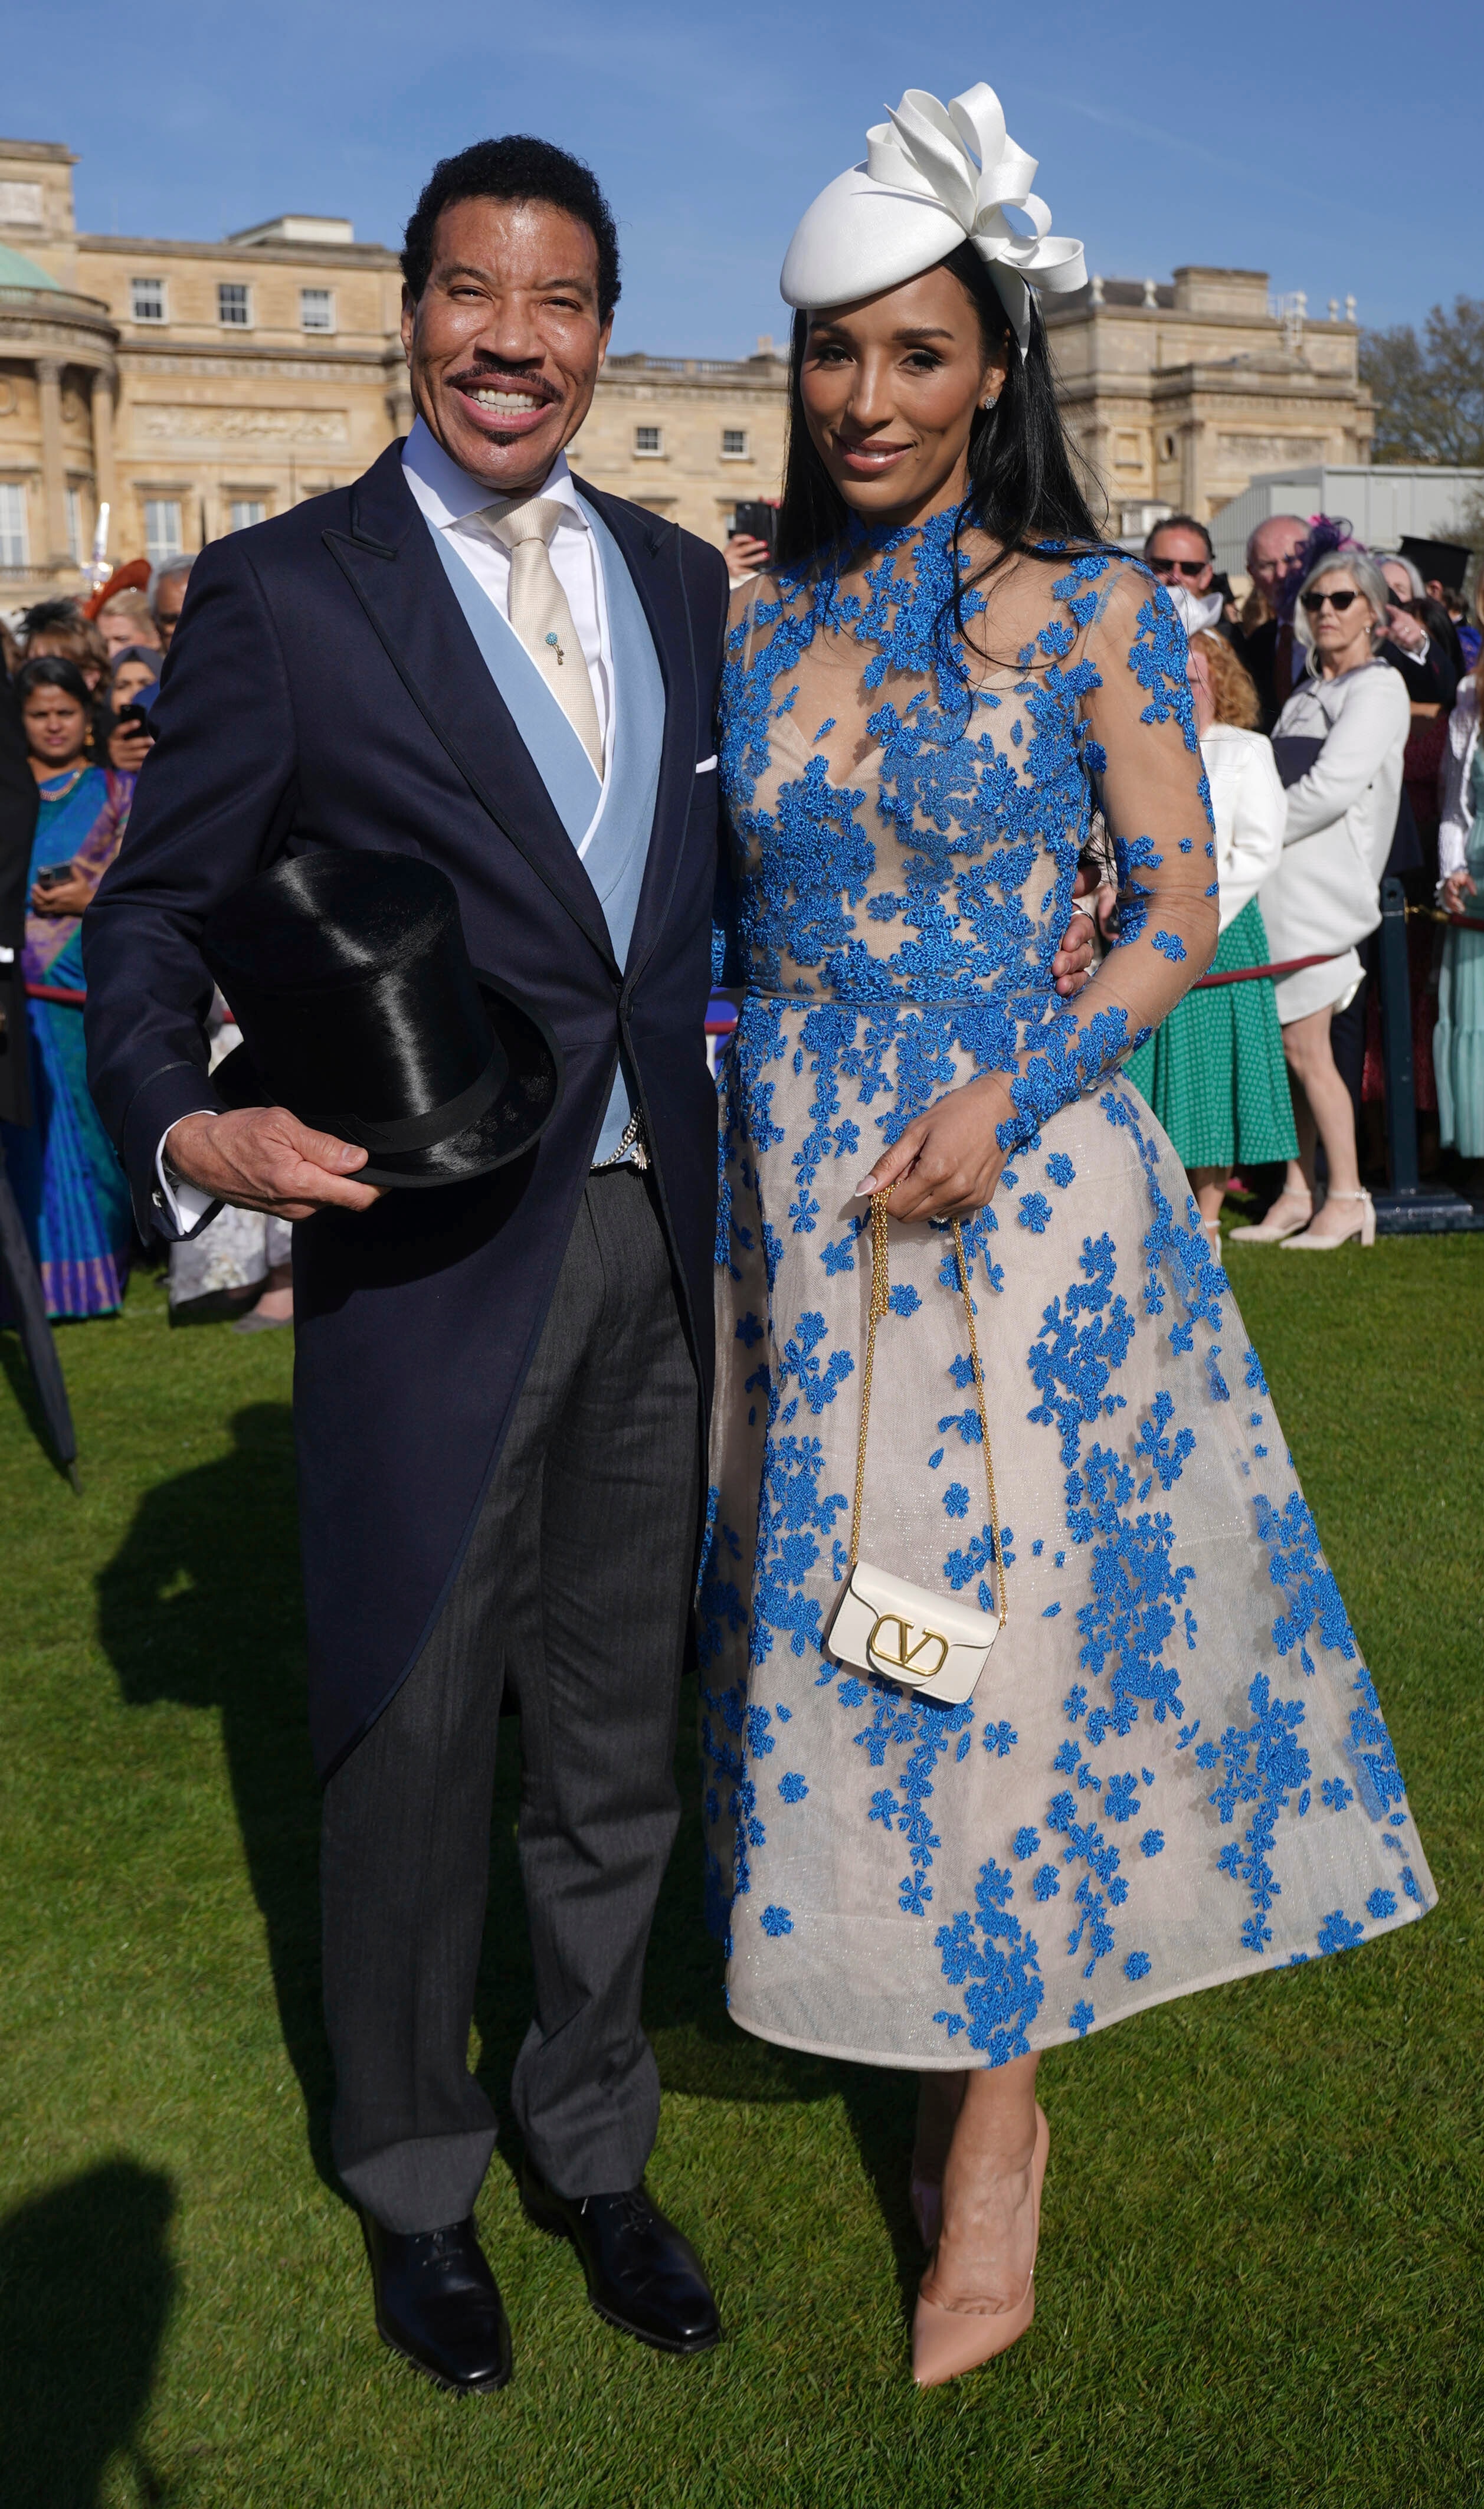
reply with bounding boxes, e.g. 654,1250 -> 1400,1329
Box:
111,659 -> 158,710
1304,568 -> 1377,674
22,685 -> 89,769
799,263 -> 1009,532
1380,560 -> 1413,610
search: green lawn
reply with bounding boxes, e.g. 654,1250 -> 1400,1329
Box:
2,1239 -> 1482,2509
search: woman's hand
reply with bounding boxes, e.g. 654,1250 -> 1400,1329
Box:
30,864 -> 96,918
856,1069 -> 1017,1223
1442,867 -> 1478,915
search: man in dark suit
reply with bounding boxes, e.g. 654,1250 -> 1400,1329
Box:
85,133 -> 1099,2396
84,136 -> 731,2393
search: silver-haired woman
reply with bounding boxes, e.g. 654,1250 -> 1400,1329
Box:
1233,546 -> 1408,1249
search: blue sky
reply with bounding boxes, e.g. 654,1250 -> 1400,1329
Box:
6,1 -> 1476,356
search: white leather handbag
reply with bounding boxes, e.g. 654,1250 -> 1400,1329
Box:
826,1192 -> 1007,1708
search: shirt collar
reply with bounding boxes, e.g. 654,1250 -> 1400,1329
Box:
402,413 -> 587,533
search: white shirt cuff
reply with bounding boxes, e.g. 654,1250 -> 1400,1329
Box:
156,1115 -> 219,1232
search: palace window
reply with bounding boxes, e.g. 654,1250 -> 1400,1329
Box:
721,428 -> 748,458
131,277 -> 166,323
229,500 -> 267,532
218,282 -> 251,328
300,288 -> 335,333
634,425 -> 664,456
144,500 -> 184,563
0,483 -> 29,569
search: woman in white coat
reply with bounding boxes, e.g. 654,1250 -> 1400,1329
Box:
1126,630 -> 1296,1253
1234,548 -> 1408,1249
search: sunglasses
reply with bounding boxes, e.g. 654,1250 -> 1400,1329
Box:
1149,556 -> 1210,578
1300,588 -> 1362,614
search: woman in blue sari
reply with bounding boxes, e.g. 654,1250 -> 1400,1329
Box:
1,657 -> 135,1315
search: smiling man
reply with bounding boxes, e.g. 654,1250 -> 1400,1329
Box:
82,137 -> 732,2394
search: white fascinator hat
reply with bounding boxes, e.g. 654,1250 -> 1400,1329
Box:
780,82 -> 1086,354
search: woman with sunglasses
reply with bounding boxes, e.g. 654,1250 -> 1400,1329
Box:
1232,547 -> 1408,1248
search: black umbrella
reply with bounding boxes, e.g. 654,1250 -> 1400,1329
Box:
0,1131 -> 79,1489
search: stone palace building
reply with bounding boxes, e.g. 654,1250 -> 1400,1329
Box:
1,133 -> 1372,601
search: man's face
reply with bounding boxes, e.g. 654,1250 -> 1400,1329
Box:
1146,525 -> 1213,595
1249,517 -> 1308,603
401,196 -> 612,493
152,575 -> 189,646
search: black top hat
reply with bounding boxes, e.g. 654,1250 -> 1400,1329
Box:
201,851 -> 562,1189
1397,536 -> 1471,596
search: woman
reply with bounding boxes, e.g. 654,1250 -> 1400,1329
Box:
0,657 -> 136,1315
1434,582 -> 1484,1179
1126,631 -> 1295,1252
1233,549 -> 1409,1248
700,80 -> 1434,2390
94,584 -> 162,666
107,645 -> 160,716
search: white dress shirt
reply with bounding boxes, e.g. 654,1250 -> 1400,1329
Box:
401,414 -> 613,787
157,418 -> 618,1233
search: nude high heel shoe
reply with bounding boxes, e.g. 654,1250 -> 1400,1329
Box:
912,2102 -> 1050,2388
1228,1187 -> 1314,1243
1279,1188 -> 1376,1251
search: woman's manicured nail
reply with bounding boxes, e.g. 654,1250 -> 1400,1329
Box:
855,1175 -> 877,1197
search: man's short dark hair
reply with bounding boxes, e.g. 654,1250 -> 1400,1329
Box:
1145,512 -> 1214,561
401,137 -> 621,323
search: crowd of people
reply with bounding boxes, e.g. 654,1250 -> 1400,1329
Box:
0,551 -> 293,1328
1126,507 -> 1484,1246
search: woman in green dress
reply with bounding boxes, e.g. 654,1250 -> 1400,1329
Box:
0,657 -> 135,1315
1125,630 -> 1296,1252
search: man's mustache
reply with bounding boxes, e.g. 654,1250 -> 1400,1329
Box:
448,365 -> 561,403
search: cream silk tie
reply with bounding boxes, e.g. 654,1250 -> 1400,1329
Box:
488,497 -> 604,775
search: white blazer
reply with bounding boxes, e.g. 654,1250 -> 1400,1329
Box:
1201,723 -> 1286,933
1437,682 -> 1480,886
1259,659 -> 1410,1021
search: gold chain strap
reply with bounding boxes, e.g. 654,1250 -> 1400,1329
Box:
847,1189 -> 1007,1628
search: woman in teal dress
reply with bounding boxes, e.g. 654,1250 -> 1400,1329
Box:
1,657 -> 135,1315
1434,620 -> 1484,1171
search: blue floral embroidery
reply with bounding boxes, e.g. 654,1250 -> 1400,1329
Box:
760,1905 -> 794,1937
932,1858 -> 1045,2060
778,1772 -> 809,1803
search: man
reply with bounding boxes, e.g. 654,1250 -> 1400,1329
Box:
150,553 -> 194,648
1378,553 -> 1460,712
1234,513 -> 1309,731
1142,513 -> 1235,646
84,135 -> 1098,2396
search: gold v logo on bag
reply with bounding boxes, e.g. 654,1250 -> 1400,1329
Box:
867,1614 -> 949,1679
825,1193 -> 1007,1708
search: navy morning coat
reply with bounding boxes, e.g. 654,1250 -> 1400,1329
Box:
83,440 -> 729,1779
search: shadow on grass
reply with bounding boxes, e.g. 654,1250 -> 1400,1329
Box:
0,2159 -> 175,2509
94,1402 -> 920,2309
96,1401 -> 335,2189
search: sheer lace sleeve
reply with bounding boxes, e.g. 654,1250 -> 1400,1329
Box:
997,562 -> 1217,1149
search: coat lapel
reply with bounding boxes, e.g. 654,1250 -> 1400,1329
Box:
571,477 -> 700,985
323,444 -> 616,969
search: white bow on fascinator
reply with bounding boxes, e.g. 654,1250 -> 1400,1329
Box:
780,82 -> 1086,352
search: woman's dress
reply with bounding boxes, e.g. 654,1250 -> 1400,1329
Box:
1434,699 -> 1484,1158
1126,723 -> 1296,1169
0,766 -> 134,1316
700,524 -> 1434,2070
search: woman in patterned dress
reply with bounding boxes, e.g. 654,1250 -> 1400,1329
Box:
699,81 -> 1436,2388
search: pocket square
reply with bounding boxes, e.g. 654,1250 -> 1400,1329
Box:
695,755 -> 718,774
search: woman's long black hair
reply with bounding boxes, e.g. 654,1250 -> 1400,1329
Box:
775,240 -> 1106,606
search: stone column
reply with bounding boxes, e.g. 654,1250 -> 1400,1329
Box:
1178,416 -> 1203,519
90,365 -> 117,515
35,356 -> 70,569
384,378 -> 414,438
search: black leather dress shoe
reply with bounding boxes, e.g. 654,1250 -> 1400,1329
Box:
521,2163 -> 721,2354
362,2213 -> 512,2392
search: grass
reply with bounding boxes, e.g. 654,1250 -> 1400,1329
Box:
1,1235 -> 1482,2509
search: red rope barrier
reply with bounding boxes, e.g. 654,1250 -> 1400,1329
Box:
25,983 -> 87,1006
1190,949 -> 1340,992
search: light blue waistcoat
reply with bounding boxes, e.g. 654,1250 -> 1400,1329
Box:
427,498 -> 666,1163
